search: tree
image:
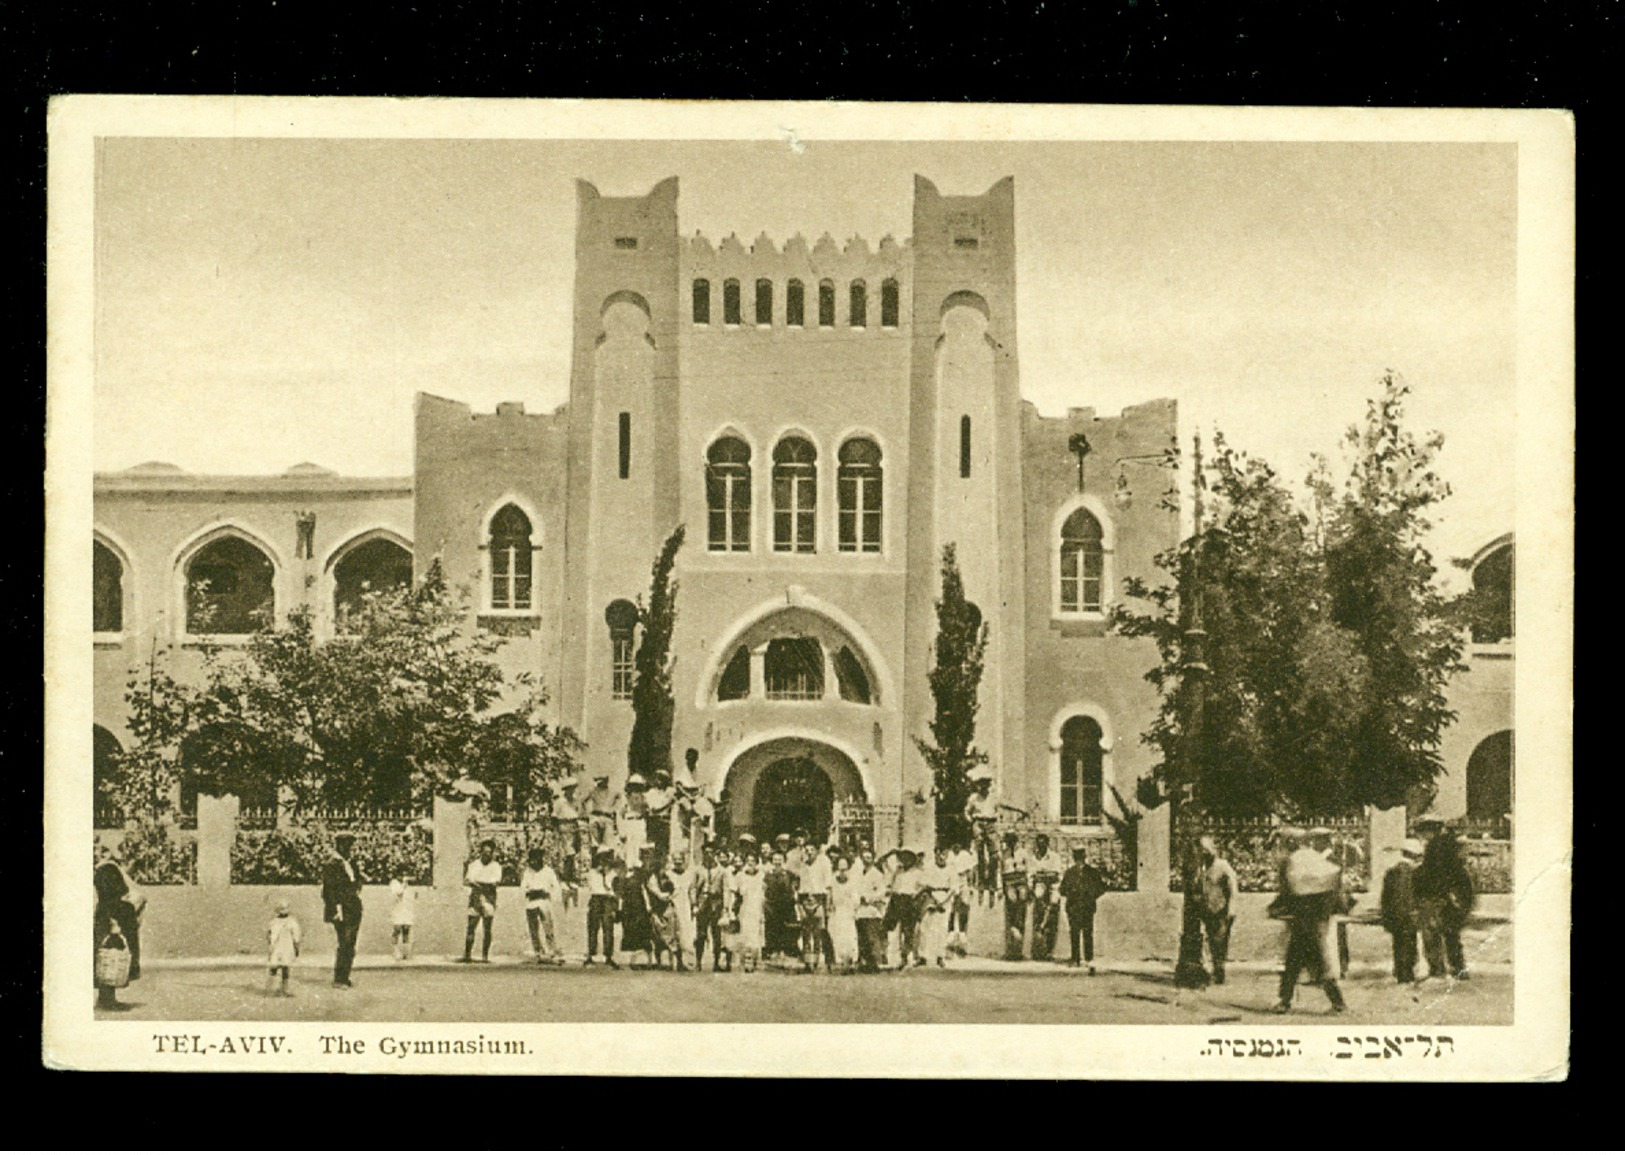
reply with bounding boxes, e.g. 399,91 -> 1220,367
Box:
111,560 -> 584,818
1115,376 -> 1460,816
916,543 -> 990,848
628,524 -> 685,783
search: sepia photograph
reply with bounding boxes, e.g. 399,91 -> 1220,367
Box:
44,98 -> 1572,1077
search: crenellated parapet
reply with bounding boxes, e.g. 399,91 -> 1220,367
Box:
684,231 -> 911,329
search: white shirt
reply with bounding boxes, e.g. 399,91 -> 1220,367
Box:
799,854 -> 834,895
466,858 -> 503,888
521,866 -> 560,910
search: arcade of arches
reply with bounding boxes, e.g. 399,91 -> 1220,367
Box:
710,606 -> 879,706
1466,729 -> 1514,823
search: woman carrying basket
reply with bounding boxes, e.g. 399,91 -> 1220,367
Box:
94,837 -> 145,1010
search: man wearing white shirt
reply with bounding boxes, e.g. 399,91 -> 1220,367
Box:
462,839 -> 503,963
796,842 -> 834,972
521,846 -> 563,963
947,842 -> 977,957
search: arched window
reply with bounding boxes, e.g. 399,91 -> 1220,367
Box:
94,539 -> 123,634
849,280 -> 867,328
837,437 -> 883,553
94,725 -> 124,825
818,279 -> 836,327
333,537 -> 413,623
765,637 -> 824,700
706,437 -> 753,552
834,646 -> 872,704
723,278 -> 742,325
692,278 -> 711,325
1466,730 -> 1514,822
186,534 -> 275,635
881,278 -> 900,327
488,504 -> 534,611
786,279 -> 805,327
1059,507 -> 1105,614
1060,715 -> 1104,824
606,600 -> 639,700
1471,543 -> 1514,644
756,278 -> 774,325
718,645 -> 751,701
772,437 -> 818,553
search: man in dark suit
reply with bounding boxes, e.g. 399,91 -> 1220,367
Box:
1060,845 -> 1108,972
322,833 -> 364,988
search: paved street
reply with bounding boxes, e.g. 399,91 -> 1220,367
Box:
98,956 -> 1511,1025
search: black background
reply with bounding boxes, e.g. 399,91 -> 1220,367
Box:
11,0 -> 1595,1139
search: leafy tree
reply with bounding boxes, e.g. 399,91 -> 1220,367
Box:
916,543 -> 990,848
1116,376 -> 1460,816
110,560 -> 584,818
628,525 -> 685,782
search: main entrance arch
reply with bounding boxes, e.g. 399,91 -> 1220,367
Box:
720,735 -> 867,846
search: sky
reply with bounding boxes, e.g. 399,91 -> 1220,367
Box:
93,137 -> 1517,568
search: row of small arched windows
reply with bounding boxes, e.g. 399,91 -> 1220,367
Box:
707,435 -> 883,554
693,277 -> 900,329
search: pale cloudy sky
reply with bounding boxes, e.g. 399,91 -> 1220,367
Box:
94,137 -> 1516,567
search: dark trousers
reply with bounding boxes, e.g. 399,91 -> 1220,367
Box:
1065,904 -> 1096,963
587,895 -> 617,960
1279,915 -> 1343,1008
1032,901 -> 1061,960
332,914 -> 361,984
1201,911 -> 1234,982
1003,897 -> 1029,960
857,917 -> 886,971
695,905 -> 726,966
1422,925 -> 1466,978
1389,922 -> 1420,982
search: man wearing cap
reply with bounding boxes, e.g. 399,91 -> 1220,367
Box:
585,773 -> 618,849
553,780 -> 583,909
964,771 -> 1001,904
1000,832 -> 1032,961
1196,835 -> 1239,984
1272,829 -> 1348,1014
645,771 -> 675,860
1060,845 -> 1108,971
584,848 -> 621,968
1380,838 -> 1425,983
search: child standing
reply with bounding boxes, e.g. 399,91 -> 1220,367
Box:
266,898 -> 301,997
389,874 -> 417,961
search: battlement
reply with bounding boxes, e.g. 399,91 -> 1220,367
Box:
1023,397 -> 1179,463
684,231 -> 909,284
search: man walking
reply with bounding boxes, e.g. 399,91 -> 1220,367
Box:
1196,836 -> 1239,984
1059,845 -> 1108,972
1272,829 -> 1348,1014
320,833 -> 364,989
1380,838 -> 1424,983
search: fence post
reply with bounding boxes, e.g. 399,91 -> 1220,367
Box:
195,791 -> 239,889
1137,800 -> 1171,895
433,795 -> 471,890
1369,804 -> 1407,897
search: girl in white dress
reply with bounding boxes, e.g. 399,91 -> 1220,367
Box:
729,853 -> 766,972
827,855 -> 861,973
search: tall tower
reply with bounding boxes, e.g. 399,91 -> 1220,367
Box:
559,178 -> 682,754
902,176 -> 1027,844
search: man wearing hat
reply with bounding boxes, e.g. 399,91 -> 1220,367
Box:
553,779 -> 583,909
320,833 -> 364,988
1059,845 -> 1108,972
1028,834 -> 1066,961
585,773 -> 619,849
620,774 -> 650,857
1380,838 -> 1425,983
963,769 -> 1001,904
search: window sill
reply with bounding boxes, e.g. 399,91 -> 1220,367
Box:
94,633 -> 126,649
1470,642 -> 1515,660
181,634 -> 252,649
478,613 -> 540,637
1049,615 -> 1108,638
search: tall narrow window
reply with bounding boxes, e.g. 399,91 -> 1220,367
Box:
706,436 -> 753,552
618,412 -> 631,479
718,645 -> 751,701
786,279 -> 805,327
765,637 -> 825,700
606,600 -> 638,700
849,280 -> 867,328
94,540 -> 123,634
692,278 -> 711,324
772,437 -> 818,553
723,278 -> 741,324
1059,507 -> 1105,614
489,504 -> 534,611
834,646 -> 872,703
1059,716 -> 1105,824
185,534 -> 275,635
960,415 -> 972,478
818,280 -> 836,327
881,278 -> 899,327
756,278 -> 773,325
837,438 -> 883,553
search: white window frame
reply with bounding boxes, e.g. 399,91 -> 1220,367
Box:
480,497 -> 543,617
1051,494 -> 1115,621
1047,703 -> 1115,830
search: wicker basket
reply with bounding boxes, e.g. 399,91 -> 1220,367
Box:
96,933 -> 131,989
